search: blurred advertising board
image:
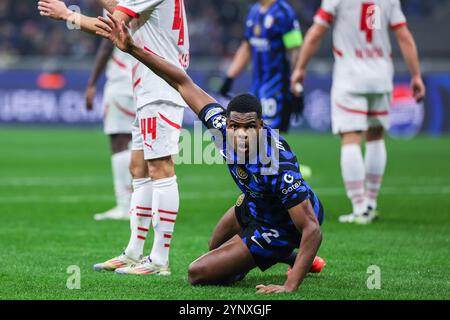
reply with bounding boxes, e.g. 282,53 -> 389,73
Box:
0,69 -> 449,137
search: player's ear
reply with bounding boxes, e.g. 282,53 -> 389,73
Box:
258,119 -> 264,128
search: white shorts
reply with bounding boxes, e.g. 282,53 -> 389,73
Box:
331,88 -> 392,134
131,101 -> 184,160
103,88 -> 135,135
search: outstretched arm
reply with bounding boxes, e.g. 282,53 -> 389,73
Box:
38,0 -> 130,35
98,0 -> 118,13
256,200 -> 322,293
96,14 -> 215,115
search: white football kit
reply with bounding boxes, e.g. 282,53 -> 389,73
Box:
116,0 -> 190,159
314,0 -> 407,134
103,47 -> 135,135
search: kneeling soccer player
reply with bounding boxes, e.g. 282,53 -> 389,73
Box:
96,14 -> 325,293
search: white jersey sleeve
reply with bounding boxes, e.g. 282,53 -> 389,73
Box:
116,0 -> 163,18
314,0 -> 341,27
389,0 -> 407,29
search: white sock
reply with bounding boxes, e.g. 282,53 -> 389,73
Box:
149,176 -> 179,266
341,144 -> 367,215
365,139 -> 387,210
111,150 -> 132,213
124,178 -> 153,260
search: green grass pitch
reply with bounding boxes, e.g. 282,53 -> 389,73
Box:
0,126 -> 449,300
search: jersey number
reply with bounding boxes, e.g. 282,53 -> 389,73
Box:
141,117 -> 157,141
261,98 -> 277,118
172,0 -> 185,46
360,2 -> 380,43
261,229 -> 280,244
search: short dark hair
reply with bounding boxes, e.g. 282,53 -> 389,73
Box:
226,93 -> 262,119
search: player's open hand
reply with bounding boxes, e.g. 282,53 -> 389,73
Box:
95,13 -> 134,53
290,68 -> 306,97
38,0 -> 71,21
411,75 -> 426,103
256,284 -> 291,294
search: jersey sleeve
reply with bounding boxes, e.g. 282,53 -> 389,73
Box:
313,0 -> 340,27
116,0 -> 162,18
280,9 -> 303,49
198,102 -> 227,149
275,169 -> 309,210
389,0 -> 407,30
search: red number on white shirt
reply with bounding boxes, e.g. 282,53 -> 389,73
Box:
172,0 -> 185,46
360,2 -> 376,43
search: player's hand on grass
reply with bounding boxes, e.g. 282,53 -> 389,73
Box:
411,75 -> 426,103
256,284 -> 293,294
85,85 -> 96,111
290,68 -> 306,97
95,13 -> 134,53
38,0 -> 71,21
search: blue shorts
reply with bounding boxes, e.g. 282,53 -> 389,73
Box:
234,194 -> 324,271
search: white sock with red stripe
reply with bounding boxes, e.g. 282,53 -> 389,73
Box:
341,144 -> 367,215
365,139 -> 387,210
111,150 -> 132,213
125,178 -> 153,261
149,176 -> 179,266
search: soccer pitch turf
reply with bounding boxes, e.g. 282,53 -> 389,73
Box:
0,126 -> 449,300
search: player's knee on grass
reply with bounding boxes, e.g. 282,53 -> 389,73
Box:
147,156 -> 175,180
188,260 -> 210,286
366,126 -> 384,142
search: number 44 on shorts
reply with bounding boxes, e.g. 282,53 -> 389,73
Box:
140,117 -> 157,141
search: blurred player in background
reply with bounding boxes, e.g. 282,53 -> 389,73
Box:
38,0 -> 190,275
86,25 -> 135,221
95,14 -> 325,292
291,0 -> 426,224
220,0 -> 304,133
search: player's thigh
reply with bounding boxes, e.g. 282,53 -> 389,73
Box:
103,92 -> 135,136
138,102 -> 184,162
209,203 -> 242,251
367,92 -> 391,137
331,88 -> 369,135
188,235 -> 256,285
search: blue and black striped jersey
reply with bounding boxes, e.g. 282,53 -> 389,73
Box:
198,103 -> 323,232
245,0 -> 302,100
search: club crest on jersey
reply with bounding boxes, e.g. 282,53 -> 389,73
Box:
237,166 -> 248,180
264,15 -> 274,29
254,24 -> 261,36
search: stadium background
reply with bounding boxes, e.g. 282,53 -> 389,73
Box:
0,0 -> 449,300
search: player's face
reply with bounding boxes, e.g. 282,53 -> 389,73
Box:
227,111 -> 263,156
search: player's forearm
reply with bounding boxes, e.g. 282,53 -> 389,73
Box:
226,42 -> 251,78
88,39 -> 115,86
129,44 -> 214,114
396,28 -> 422,78
288,47 -> 300,72
66,11 -> 105,35
284,226 -> 322,291
97,0 -> 118,13
295,26 -> 323,71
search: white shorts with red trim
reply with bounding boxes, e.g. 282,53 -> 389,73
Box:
131,101 -> 184,160
331,87 -> 392,134
103,86 -> 135,135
